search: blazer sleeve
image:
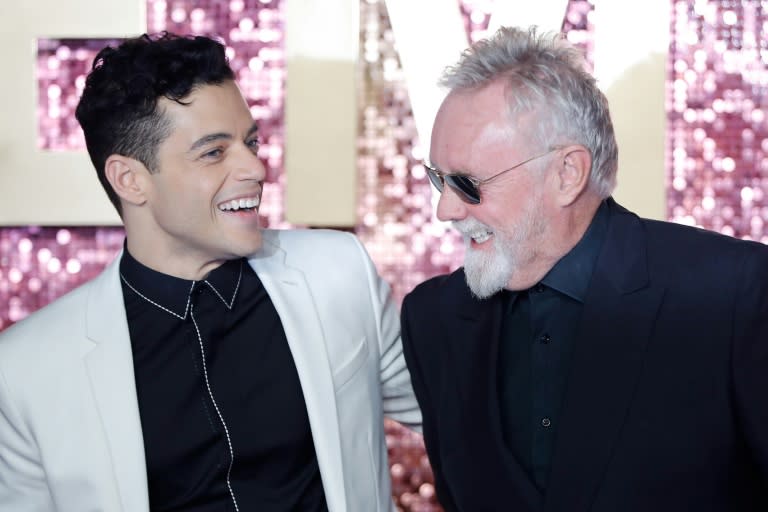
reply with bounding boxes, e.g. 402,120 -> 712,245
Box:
732,244 -> 768,485
350,235 -> 422,431
0,363 -> 55,511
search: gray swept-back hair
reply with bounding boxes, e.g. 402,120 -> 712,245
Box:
440,26 -> 618,198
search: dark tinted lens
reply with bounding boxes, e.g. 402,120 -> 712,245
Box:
445,176 -> 481,204
426,168 -> 445,192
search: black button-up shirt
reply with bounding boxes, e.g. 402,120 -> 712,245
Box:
498,201 -> 609,492
120,250 -> 327,511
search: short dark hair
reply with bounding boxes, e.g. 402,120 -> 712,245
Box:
75,32 -> 236,216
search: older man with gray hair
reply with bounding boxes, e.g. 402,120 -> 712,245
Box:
401,25 -> 768,512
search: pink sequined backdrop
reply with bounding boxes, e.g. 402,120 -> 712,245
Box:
3,1 -> 767,510
667,0 -> 768,241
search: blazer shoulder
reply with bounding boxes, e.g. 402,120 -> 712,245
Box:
256,229 -> 381,297
607,199 -> 766,264
640,216 -> 768,265
262,228 -> 363,258
0,278 -> 94,361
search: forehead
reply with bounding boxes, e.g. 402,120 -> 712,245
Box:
430,81 -> 521,170
159,80 -> 252,138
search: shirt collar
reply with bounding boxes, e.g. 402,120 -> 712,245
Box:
119,245 -> 245,318
539,199 -> 610,302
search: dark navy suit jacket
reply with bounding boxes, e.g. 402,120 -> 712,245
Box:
401,198 -> 768,512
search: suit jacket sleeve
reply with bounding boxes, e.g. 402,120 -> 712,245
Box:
732,244 -> 768,484
0,355 -> 54,511
349,235 -> 421,430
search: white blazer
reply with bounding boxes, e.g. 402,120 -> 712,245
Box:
0,229 -> 421,512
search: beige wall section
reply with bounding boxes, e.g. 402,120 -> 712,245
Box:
593,0 -> 668,220
284,59 -> 357,226
284,0 -> 358,226
0,0 -> 145,225
604,54 -> 668,220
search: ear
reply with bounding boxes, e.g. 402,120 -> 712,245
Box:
104,155 -> 149,207
555,145 -> 592,207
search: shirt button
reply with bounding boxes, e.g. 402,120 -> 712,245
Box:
540,333 -> 551,344
534,284 -> 545,293
541,418 -> 551,428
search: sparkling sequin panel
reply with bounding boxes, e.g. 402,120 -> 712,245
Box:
667,1 -> 768,241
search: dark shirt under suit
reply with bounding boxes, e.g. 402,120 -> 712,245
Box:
120,251 -> 327,511
498,201 -> 608,492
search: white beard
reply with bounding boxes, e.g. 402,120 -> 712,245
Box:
454,196 -> 544,299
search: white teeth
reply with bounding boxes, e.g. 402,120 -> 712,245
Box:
218,197 -> 261,211
453,220 -> 493,244
470,231 -> 492,243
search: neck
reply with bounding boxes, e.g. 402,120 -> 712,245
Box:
505,196 -> 601,291
124,235 -> 226,281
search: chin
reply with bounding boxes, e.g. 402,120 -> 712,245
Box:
464,257 -> 513,300
238,238 -> 264,258
218,232 -> 263,260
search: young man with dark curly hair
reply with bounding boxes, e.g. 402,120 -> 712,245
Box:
0,33 -> 419,512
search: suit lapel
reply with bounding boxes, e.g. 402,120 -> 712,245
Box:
443,277 -> 542,510
544,203 -> 665,512
248,232 -> 346,512
83,255 -> 150,512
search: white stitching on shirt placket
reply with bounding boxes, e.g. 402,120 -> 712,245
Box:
120,271 -> 241,510
190,304 -> 240,512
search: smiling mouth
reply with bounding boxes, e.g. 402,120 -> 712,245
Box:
217,196 -> 261,213
468,230 -> 492,244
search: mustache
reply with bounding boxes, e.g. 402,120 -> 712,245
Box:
452,218 -> 492,235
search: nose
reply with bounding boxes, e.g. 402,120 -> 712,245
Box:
435,186 -> 468,222
234,145 -> 267,182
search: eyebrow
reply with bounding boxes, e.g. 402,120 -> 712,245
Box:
188,122 -> 259,152
245,122 -> 259,138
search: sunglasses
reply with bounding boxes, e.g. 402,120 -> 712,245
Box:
424,147 -> 559,205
